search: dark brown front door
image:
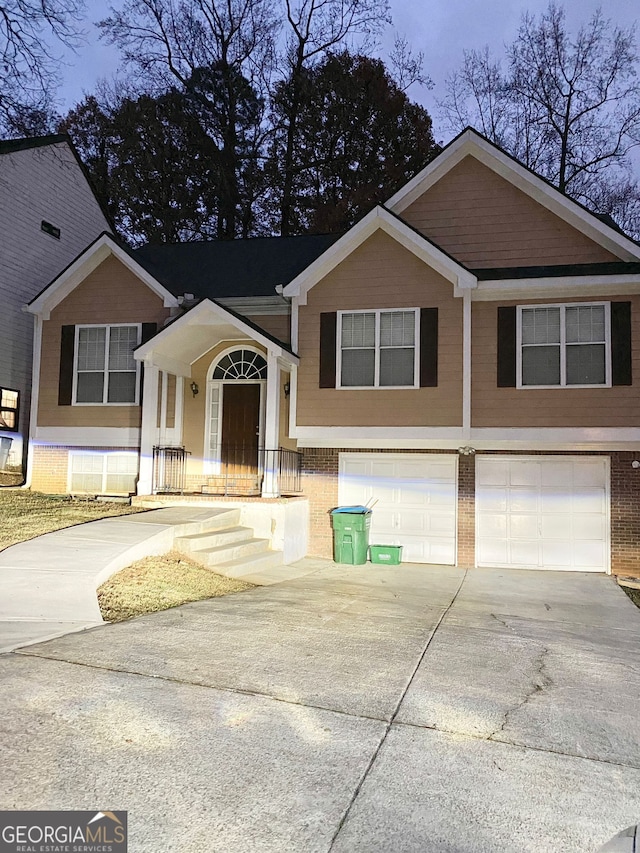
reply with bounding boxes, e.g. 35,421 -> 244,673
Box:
220,384 -> 261,476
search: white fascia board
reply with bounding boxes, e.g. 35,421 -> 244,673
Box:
283,206 -> 476,302
472,274 -> 640,301
387,130 -> 640,262
27,234 -> 179,319
469,427 -> 640,450
33,426 -> 141,447
291,424 -> 640,450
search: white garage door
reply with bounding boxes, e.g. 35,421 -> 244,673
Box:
476,456 -> 609,572
338,453 -> 457,564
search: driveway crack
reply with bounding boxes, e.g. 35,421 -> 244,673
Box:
327,570 -> 468,852
487,613 -> 553,742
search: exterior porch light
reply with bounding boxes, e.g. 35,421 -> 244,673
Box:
458,446 -> 476,456
190,382 -> 199,397
284,381 -> 290,398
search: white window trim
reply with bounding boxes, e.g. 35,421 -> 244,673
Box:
67,450 -> 139,495
336,308 -> 420,390
72,323 -> 142,406
516,302 -> 612,390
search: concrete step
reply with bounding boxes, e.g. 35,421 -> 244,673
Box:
189,537 -> 271,568
175,526 -> 254,554
215,550 -> 285,579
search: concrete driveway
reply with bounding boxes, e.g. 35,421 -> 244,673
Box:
2,563 -> 640,852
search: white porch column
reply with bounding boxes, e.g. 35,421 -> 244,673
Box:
137,363 -> 160,495
262,352 -> 281,498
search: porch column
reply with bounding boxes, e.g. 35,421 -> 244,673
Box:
262,352 -> 281,498
137,363 -> 160,495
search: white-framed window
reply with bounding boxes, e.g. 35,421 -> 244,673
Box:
0,387 -> 19,432
73,324 -> 142,405
517,302 -> 611,388
68,452 -> 139,494
337,309 -> 419,388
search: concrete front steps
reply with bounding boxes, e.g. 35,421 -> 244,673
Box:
173,508 -> 289,584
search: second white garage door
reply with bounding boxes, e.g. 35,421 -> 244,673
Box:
476,456 -> 609,572
338,453 -> 457,564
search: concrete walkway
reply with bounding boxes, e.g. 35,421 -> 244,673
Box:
0,508 -> 317,653
1,563 -> 640,851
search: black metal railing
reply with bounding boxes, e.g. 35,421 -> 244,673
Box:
153,444 -> 302,496
203,444 -> 303,497
153,446 -> 189,493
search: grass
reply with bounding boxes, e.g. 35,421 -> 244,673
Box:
98,552 -> 254,622
622,586 -> 640,609
0,490 -> 144,551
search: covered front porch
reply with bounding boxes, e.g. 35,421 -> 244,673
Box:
134,300 -> 300,499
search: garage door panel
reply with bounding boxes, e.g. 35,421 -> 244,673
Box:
477,514 -> 506,537
509,462 -> 539,487
478,539 -> 508,564
509,540 -> 540,566
509,490 -> 540,513
339,453 -> 457,565
477,456 -> 608,572
476,487 -> 507,512
509,514 -> 539,539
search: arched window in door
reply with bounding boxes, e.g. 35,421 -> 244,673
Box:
212,349 -> 267,380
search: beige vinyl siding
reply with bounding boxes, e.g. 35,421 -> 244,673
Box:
38,255 -> 170,428
165,372 -> 176,429
279,372 -> 297,450
402,156 -> 618,268
296,231 -> 463,427
243,312 -> 291,345
472,295 -> 640,427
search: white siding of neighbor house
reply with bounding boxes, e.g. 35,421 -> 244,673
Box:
0,141 -> 110,464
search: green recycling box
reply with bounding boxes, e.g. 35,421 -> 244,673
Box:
330,506 -> 372,565
369,545 -> 403,565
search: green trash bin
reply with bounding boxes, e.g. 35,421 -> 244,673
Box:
330,506 -> 372,565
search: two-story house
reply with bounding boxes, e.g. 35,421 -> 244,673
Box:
24,128 -> 640,575
0,135 -> 111,483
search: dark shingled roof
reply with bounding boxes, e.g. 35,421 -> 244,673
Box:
0,133 -> 69,155
473,262 -> 640,280
132,233 -> 341,299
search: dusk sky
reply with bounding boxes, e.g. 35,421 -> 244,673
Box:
56,0 -> 639,144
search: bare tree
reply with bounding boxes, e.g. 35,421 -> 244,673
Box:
276,0 -> 391,235
99,0 -> 279,238
0,0 -> 84,134
439,3 -> 640,235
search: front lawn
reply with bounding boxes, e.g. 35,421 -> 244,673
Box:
98,552 -> 254,622
0,490 -> 144,551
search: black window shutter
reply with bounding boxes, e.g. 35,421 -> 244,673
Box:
319,312 -> 337,388
58,325 -> 75,406
141,322 -> 157,344
611,301 -> 632,386
420,308 -> 438,387
497,307 -> 517,387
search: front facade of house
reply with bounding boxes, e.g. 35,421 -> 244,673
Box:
0,135 -> 111,481
25,129 -> 640,575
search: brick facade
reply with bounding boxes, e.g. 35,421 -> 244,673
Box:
30,445 -> 139,494
302,446 -> 640,575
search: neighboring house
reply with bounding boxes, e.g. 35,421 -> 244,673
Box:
25,128 -> 640,575
0,135 -> 111,480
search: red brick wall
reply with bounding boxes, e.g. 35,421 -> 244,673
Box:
302,447 -> 640,575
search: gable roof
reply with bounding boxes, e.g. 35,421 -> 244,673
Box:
0,132 -> 116,233
133,233 -> 340,299
283,205 -> 477,302
386,127 -> 640,263
26,232 -> 179,319
134,298 -> 298,376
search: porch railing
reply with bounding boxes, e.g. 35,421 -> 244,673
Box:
152,444 -> 302,496
153,445 -> 189,493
